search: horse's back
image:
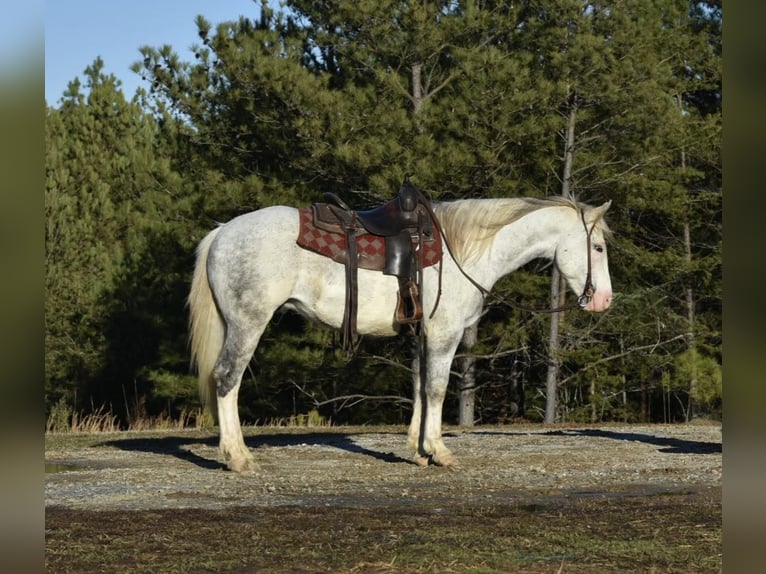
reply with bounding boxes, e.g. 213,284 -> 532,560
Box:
209,205 -> 299,260
215,204 -> 297,239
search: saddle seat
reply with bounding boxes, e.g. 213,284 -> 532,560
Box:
358,200 -> 415,235
323,186 -> 428,238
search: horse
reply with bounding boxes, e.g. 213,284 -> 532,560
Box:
188,195 -> 613,472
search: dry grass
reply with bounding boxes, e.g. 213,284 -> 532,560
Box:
45,403 -> 121,434
250,409 -> 332,428
45,400 -> 215,434
44,401 -> 331,435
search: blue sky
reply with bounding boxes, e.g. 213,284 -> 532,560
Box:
45,0 -> 272,105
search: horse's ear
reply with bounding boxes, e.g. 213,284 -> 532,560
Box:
587,200 -> 612,224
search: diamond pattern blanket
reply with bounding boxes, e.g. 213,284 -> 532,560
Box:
296,207 -> 442,271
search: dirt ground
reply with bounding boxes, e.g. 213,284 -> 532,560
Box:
45,422 -> 722,573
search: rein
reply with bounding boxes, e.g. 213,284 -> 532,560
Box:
433,203 -> 597,316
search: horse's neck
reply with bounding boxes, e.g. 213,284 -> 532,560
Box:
478,206 -> 571,287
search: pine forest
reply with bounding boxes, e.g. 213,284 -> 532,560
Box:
45,1 -> 722,429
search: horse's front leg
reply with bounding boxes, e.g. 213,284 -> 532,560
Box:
407,345 -> 460,468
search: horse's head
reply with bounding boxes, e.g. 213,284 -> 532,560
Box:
555,200 -> 613,312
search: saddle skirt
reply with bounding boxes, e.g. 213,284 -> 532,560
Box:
296,206 -> 442,271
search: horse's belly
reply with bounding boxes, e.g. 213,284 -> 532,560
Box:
356,297 -> 401,336
290,261 -> 400,336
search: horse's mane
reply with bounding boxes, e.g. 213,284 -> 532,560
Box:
432,196 -> 611,264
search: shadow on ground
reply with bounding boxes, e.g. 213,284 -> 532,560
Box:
549,428 -> 721,454
102,425 -> 721,471
466,427 -> 721,455
102,431 -> 412,470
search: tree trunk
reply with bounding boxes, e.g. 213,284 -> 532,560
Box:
509,354 -> 525,419
684,220 -> 697,421
544,271 -> 566,423
544,92 -> 578,424
677,96 -> 697,422
457,323 -> 478,426
410,63 -> 425,134
411,63 -> 424,119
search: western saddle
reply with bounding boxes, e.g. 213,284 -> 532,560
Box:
308,177 -> 441,351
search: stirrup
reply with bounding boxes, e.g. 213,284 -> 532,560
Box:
396,282 -> 423,324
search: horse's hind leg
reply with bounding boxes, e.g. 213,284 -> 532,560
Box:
213,325 -> 265,472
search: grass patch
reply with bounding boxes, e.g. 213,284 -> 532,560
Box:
46,490 -> 721,573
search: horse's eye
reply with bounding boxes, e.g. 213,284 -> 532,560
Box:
593,244 -> 604,253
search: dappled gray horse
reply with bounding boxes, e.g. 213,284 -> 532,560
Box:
188,195 -> 613,472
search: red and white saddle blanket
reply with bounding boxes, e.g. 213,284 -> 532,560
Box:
296,207 -> 442,271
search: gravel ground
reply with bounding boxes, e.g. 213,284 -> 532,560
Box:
45,422 -> 722,511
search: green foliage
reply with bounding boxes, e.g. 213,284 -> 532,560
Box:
674,349 -> 722,408
45,0 -> 721,425
45,58 -> 201,423
46,398 -> 74,434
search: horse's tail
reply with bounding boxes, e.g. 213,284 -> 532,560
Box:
188,227 -> 224,421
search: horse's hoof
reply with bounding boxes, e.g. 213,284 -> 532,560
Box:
227,457 -> 257,473
413,453 -> 430,467
434,454 -> 460,469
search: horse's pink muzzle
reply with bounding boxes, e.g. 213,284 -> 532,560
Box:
585,290 -> 612,312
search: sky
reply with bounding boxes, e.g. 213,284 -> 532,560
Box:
45,0 -> 272,105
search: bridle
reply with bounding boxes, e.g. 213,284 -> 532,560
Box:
574,209 -> 597,310
430,205 -> 598,317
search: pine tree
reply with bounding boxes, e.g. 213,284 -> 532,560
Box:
46,62 -> 141,406
548,0 -> 722,422
122,0 -> 721,425
46,59 -> 200,422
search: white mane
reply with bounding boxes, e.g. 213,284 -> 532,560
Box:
433,196 -> 611,264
